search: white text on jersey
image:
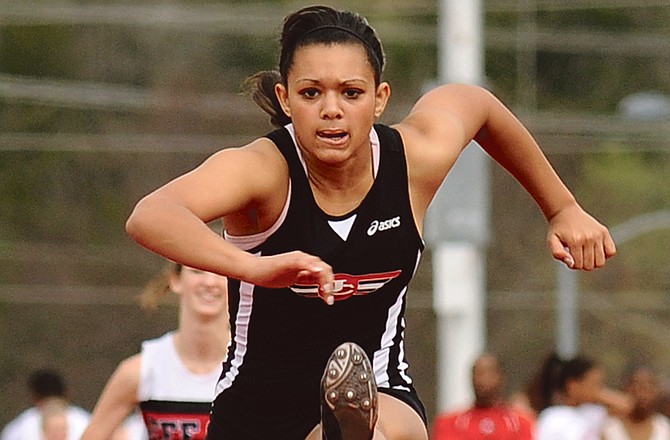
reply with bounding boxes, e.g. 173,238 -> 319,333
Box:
367,216 -> 401,236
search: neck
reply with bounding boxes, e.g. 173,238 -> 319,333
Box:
303,141 -> 374,216
475,397 -> 503,409
174,313 -> 230,369
629,407 -> 653,423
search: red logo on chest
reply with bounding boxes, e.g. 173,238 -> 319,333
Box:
290,270 -> 402,301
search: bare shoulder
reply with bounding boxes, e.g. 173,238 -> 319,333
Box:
389,85 -> 497,220
113,353 -> 142,385
207,136 -> 288,183
396,83 -> 493,145
393,84 -> 500,176
207,136 -> 290,234
225,136 -> 289,201
153,135 -> 289,222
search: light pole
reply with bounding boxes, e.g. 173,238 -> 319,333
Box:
428,0 -> 488,412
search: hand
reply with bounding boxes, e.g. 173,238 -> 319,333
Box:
246,251 -> 336,305
546,203 -> 617,271
597,387 -> 634,417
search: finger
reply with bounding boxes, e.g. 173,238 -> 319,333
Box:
572,244 -> 584,270
594,240 -> 607,269
321,287 -> 334,305
604,233 -> 617,259
563,248 -> 575,269
316,267 -> 335,306
582,241 -> 595,271
301,262 -> 334,305
548,235 -> 574,268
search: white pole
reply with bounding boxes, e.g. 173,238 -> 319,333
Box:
438,0 -> 483,85
430,0 -> 487,412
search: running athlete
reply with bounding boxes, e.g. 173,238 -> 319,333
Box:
125,5 -> 617,439
81,264 -> 229,440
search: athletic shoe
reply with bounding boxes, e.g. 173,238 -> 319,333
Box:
321,342 -> 378,440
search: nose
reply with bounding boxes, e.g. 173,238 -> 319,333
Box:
320,91 -> 343,120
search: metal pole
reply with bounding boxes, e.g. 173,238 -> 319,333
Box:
556,264 -> 578,357
430,0 -> 487,412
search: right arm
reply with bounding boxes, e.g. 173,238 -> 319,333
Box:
81,355 -> 142,440
126,138 -> 335,302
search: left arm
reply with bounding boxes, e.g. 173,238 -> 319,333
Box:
395,83 -> 616,270
81,355 -> 142,440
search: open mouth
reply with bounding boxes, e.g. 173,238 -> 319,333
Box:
317,130 -> 349,142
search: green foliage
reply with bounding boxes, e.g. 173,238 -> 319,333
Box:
577,147 -> 670,292
0,26 -> 75,78
0,151 -> 127,244
578,148 -> 670,223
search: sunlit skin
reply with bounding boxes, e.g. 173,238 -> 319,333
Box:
126,43 -> 616,306
125,18 -> 619,440
276,43 -> 390,215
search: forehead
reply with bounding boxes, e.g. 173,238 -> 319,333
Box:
581,367 -> 604,382
288,43 -> 375,80
630,368 -> 656,383
473,355 -> 500,373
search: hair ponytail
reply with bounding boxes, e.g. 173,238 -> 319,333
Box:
243,70 -> 291,128
137,263 -> 182,311
527,352 -> 564,413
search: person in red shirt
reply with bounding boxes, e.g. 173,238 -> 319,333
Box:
432,353 -> 534,440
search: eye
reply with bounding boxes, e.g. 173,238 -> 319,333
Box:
299,88 -> 319,99
344,88 -> 363,99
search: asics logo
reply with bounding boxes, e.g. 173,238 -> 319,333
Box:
367,216 -> 401,236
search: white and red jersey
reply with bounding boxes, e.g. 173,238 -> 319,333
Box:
433,406 -> 535,440
209,124 -> 425,439
137,332 -> 220,440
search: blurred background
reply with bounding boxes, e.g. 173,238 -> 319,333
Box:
1,0 -> 669,428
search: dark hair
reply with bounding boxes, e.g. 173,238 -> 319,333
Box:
526,352 -> 597,413
244,5 -> 385,127
28,368 -> 67,399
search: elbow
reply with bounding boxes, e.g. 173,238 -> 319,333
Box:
125,210 -> 140,241
125,197 -> 153,243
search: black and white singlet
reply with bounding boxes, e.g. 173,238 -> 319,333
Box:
137,332 -> 221,440
207,124 -> 425,439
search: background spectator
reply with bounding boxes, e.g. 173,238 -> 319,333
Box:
529,352 -> 632,440
602,363 -> 670,440
432,352 -> 534,439
1,368 -> 90,440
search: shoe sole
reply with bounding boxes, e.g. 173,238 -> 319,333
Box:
321,342 -> 378,440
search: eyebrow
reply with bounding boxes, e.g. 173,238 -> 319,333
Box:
295,78 -> 368,85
